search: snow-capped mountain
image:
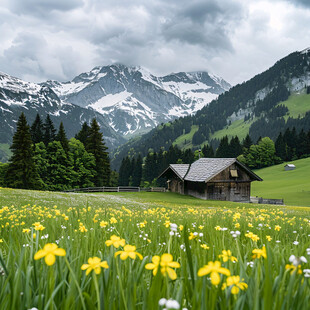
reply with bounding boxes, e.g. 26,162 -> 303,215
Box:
0,72 -> 124,150
44,64 -> 230,136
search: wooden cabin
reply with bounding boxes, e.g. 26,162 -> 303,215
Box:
158,158 -> 262,202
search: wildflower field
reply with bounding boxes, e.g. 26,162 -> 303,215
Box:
0,188 -> 310,309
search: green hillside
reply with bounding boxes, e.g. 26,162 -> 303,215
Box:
282,93 -> 310,118
0,143 -> 11,163
172,92 -> 310,150
252,157 -> 310,207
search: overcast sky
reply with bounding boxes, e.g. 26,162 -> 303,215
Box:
0,0 -> 310,85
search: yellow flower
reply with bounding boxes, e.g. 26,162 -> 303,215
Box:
189,232 -> 198,240
219,250 -> 238,263
79,224 -> 88,232
145,253 -> 180,280
245,232 -> 260,242
34,243 -> 66,266
164,220 -> 171,228
199,225 -> 204,230
275,225 -> 281,231
33,233 -> 36,239
285,264 -> 302,275
100,221 -> 108,228
266,235 -> 272,242
201,244 -> 210,250
110,217 -> 118,224
33,222 -> 45,231
248,223 -> 253,228
105,235 -> 126,248
179,225 -> 184,231
215,226 -> 222,231
198,261 -> 231,285
252,246 -> 267,259
234,223 -> 240,229
81,257 -> 109,275
222,276 -> 248,294
0,239 -> 3,243
115,245 -> 143,260
22,228 -> 30,233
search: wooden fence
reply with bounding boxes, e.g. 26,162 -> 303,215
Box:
251,196 -> 284,205
63,186 -> 166,193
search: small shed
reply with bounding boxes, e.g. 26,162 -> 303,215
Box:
284,164 -> 295,171
158,158 -> 262,202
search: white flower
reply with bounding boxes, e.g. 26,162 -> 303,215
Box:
303,269 -> 310,278
222,227 -> 228,231
293,241 -> 299,245
165,299 -> 180,309
159,298 -> 167,306
199,233 -> 203,237
276,240 -> 281,243
170,223 -> 178,232
169,231 -> 175,236
247,262 -> 254,268
289,255 -> 307,266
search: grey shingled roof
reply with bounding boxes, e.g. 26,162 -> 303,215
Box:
170,164 -> 190,179
184,158 -> 236,182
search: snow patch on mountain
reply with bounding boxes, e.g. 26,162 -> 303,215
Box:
45,65 -> 230,136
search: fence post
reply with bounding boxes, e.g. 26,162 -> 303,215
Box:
118,187 -> 120,192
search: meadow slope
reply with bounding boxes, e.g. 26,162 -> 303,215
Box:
252,157 -> 310,207
0,188 -> 310,309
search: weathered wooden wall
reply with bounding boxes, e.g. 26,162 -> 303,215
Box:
184,164 -> 252,202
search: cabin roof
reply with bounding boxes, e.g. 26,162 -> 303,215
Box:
184,158 -> 236,182
158,158 -> 262,182
285,164 -> 295,167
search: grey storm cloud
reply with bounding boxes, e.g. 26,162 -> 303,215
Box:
0,0 -> 310,85
8,0 -> 84,16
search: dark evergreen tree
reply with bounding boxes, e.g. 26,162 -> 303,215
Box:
275,132 -> 286,160
118,156 -> 131,186
86,119 -> 110,186
296,129 -> 308,158
75,122 -> 90,146
229,136 -> 243,157
143,152 -> 157,183
216,136 -> 229,158
242,134 -> 253,150
56,122 -> 69,153
6,113 -> 41,189
132,154 -> 143,187
43,114 -> 56,146
30,113 -> 44,144
202,144 -> 214,158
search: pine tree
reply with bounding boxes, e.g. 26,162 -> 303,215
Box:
216,136 -> 229,158
75,122 -> 90,146
229,136 -> 243,157
6,113 -> 41,189
275,132 -> 286,160
30,113 -> 44,144
242,134 -> 253,150
132,154 -> 143,187
56,122 -> 69,153
86,118 -> 110,186
43,114 -> 56,146
118,156 -> 131,186
202,144 -> 214,158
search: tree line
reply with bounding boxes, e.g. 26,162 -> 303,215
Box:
118,127 -> 310,187
0,113 -> 111,190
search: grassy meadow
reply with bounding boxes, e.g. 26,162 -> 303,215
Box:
0,188 -> 310,309
252,157 -> 310,207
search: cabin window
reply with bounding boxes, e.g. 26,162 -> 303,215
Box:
230,169 -> 238,178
